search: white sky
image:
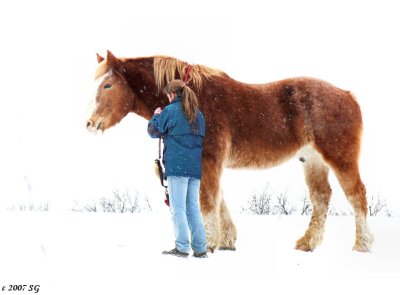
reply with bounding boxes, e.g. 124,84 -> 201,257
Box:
0,0 -> 399,213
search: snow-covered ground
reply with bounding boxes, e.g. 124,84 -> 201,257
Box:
1,1 -> 399,294
0,212 -> 398,295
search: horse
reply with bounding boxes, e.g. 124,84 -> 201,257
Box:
87,50 -> 373,252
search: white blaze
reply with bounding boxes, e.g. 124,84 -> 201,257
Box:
87,70 -> 112,116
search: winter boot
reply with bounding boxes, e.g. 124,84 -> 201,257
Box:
162,248 -> 189,258
193,251 -> 208,258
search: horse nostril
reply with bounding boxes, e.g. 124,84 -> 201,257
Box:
86,121 -> 93,129
96,122 -> 103,130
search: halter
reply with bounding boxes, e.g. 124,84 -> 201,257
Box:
183,64 -> 193,83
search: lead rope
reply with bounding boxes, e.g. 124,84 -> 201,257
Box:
156,137 -> 170,206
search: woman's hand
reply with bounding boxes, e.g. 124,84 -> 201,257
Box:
154,107 -> 162,115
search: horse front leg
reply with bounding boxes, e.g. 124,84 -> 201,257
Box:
218,195 -> 237,250
199,157 -> 224,252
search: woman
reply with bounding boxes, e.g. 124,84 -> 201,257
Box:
147,79 -> 208,258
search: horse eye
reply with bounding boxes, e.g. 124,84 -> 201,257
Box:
104,83 -> 112,89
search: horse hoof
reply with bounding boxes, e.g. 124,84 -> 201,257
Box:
295,244 -> 313,252
353,232 -> 374,252
295,238 -> 313,252
218,247 -> 236,251
353,243 -> 372,253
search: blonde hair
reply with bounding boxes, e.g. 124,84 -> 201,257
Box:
164,79 -> 199,125
154,56 -> 223,92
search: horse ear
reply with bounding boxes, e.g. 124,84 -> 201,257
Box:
106,50 -> 119,67
106,50 -> 125,73
96,53 -> 105,63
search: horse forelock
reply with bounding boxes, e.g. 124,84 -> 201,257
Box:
94,60 -> 109,80
153,56 -> 223,92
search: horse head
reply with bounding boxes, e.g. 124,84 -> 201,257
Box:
86,51 -> 224,133
86,50 -> 136,133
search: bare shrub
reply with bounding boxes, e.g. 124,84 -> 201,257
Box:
368,195 -> 390,217
242,187 -> 294,215
241,187 -> 274,215
241,186 -> 393,217
8,203 -> 49,211
275,192 -> 295,215
75,189 -> 152,213
299,194 -> 312,215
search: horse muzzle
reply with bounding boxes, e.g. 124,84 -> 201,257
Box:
86,119 -> 103,133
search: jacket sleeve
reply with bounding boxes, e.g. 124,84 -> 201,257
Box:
147,109 -> 173,138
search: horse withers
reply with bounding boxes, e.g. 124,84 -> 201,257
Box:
87,50 -> 373,252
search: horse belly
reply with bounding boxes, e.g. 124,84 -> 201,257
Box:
226,138 -> 302,169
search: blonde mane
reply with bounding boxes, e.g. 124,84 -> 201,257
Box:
153,56 -> 223,92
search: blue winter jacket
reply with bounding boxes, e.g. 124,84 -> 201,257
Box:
147,96 -> 206,179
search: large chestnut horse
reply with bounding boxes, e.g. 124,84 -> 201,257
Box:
87,51 -> 373,252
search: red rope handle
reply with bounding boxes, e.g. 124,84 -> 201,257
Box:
183,64 -> 193,83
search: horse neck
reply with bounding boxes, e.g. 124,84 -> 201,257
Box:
124,57 -> 168,120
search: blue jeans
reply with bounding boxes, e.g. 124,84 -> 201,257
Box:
167,176 -> 207,254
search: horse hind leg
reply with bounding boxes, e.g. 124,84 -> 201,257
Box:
296,146 -> 332,251
333,165 -> 373,252
311,130 -> 373,251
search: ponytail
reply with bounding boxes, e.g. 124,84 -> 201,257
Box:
182,85 -> 198,124
163,79 -> 199,125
